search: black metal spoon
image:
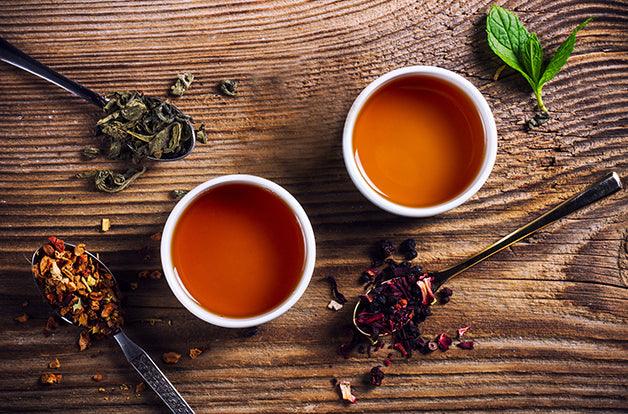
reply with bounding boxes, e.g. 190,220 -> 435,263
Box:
353,172 -> 623,341
0,37 -> 195,161
32,243 -> 194,414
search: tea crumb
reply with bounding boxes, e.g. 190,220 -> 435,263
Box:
129,282 -> 138,290
218,79 -> 238,96
188,348 -> 203,359
337,380 -> 357,404
493,64 -> 506,81
14,313 -> 29,323
170,72 -> 194,97
150,232 -> 162,242
101,218 -> 111,232
138,270 -> 150,279
162,352 -> 182,364
149,270 -> 162,280
170,190 -> 188,200
92,373 -> 104,382
98,387 -> 106,393
135,382 -> 145,396
40,372 -> 62,385
120,383 -> 130,391
21,300 -> 29,308
327,300 -> 343,311
78,330 -> 91,351
48,358 -> 61,369
43,315 -> 59,336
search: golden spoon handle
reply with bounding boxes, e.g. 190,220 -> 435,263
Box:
431,172 -> 622,289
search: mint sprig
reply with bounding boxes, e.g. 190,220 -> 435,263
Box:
486,5 -> 591,113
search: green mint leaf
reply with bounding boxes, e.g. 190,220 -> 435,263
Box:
520,33 -> 543,84
538,18 -> 592,87
486,5 -> 533,85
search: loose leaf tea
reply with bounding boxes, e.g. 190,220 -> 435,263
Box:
94,166 -> 147,193
218,79 -> 238,96
32,237 -> 123,351
98,91 -> 193,160
170,73 -> 194,96
486,5 -> 591,113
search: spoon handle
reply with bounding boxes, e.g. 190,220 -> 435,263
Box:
114,330 -> 194,414
432,172 -> 622,289
0,37 -> 106,107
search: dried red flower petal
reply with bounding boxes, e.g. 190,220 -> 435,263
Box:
40,372 -> 62,385
324,276 -> 347,305
457,325 -> 470,339
368,366 -> 385,386
48,236 -> 65,252
436,333 -> 452,351
456,340 -> 475,350
162,352 -> 182,364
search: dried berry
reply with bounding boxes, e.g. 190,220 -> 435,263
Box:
437,287 -> 453,304
162,352 -> 182,364
188,348 -> 203,359
40,373 -> 62,385
92,373 -> 104,382
324,276 -> 347,305
399,238 -> 418,260
371,240 -> 395,263
368,366 -> 385,386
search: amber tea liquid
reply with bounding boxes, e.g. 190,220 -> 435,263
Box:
353,75 -> 486,207
172,183 -> 305,317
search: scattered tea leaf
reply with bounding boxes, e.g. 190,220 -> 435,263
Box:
218,79 -> 238,96
94,166 -> 147,193
40,372 -> 62,385
101,218 -> 111,232
162,352 -> 182,364
526,110 -> 550,131
14,313 -> 29,323
195,123 -> 208,144
170,189 -> 189,200
188,348 -> 203,359
170,73 -> 194,97
48,358 -> 61,369
82,146 -> 100,160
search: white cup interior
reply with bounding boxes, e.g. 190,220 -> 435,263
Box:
342,65 -> 497,217
160,174 -> 316,328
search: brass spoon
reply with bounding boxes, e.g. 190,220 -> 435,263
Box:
32,243 -> 194,414
353,172 -> 623,342
0,37 -> 195,161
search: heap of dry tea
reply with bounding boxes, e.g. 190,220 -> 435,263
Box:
32,236 -> 123,350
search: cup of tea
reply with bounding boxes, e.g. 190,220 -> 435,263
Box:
343,65 -> 498,217
160,175 -> 316,328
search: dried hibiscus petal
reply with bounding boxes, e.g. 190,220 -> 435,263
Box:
457,340 -> 475,350
436,333 -> 452,351
48,236 -> 65,252
324,276 -> 347,305
457,325 -> 470,339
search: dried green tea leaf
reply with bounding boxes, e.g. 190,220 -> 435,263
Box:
195,123 -> 207,144
218,80 -> 238,96
170,189 -> 188,200
170,73 -> 194,96
97,91 -> 193,162
94,166 -> 147,193
82,146 -> 100,160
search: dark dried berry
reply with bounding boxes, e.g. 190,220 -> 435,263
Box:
399,238 -> 417,260
368,366 -> 385,386
371,240 -> 395,262
437,287 -> 453,304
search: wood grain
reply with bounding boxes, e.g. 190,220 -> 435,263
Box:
0,0 -> 626,412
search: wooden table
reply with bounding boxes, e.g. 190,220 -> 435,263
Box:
1,1 -> 626,412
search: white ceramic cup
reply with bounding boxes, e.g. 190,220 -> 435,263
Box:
343,65 -> 497,217
160,174 -> 316,328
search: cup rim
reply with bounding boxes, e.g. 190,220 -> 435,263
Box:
342,65 -> 497,217
160,174 -> 316,328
